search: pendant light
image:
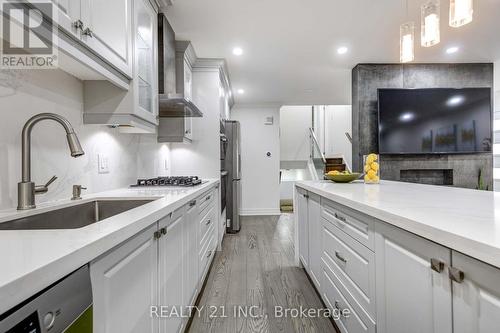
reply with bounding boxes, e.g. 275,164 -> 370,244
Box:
449,0 -> 473,27
400,22 -> 415,63
421,0 -> 441,47
400,0 -> 415,63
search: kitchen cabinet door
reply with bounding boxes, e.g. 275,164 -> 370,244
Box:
307,192 -> 322,290
452,251 -> 500,333
375,222 -> 452,333
90,223 -> 158,333
183,200 -> 199,308
48,0 -> 82,39
296,187 -> 309,269
81,0 -> 133,77
134,0 -> 158,125
159,209 -> 185,333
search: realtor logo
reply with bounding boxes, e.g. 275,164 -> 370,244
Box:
1,0 -> 57,68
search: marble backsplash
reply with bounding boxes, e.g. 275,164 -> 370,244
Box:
0,69 -> 170,210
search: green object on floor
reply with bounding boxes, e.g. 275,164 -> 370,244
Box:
280,199 -> 294,212
65,306 -> 93,333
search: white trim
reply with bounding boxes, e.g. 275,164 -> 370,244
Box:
240,208 -> 281,216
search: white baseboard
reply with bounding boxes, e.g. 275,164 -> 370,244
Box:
240,208 -> 281,216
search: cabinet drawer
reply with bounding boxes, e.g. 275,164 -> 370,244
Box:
322,260 -> 376,333
198,190 -> 215,214
321,198 -> 375,250
322,218 -> 376,319
199,232 -> 216,281
199,207 -> 215,246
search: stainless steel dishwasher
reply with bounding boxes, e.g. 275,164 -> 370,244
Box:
0,265 -> 92,333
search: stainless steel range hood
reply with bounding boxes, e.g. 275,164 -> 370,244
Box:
158,14 -> 203,118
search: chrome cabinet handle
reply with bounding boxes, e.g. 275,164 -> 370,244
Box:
449,267 -> 465,283
82,27 -> 93,37
206,219 -> 211,226
206,195 -> 211,201
334,213 -> 346,223
334,301 -> 349,317
430,258 -> 445,273
207,250 -> 212,258
154,230 -> 162,239
72,19 -> 84,30
335,251 -> 347,263
303,194 -> 309,199
189,200 -> 196,207
160,227 -> 167,235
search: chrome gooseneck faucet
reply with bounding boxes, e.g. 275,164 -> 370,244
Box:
17,113 -> 85,210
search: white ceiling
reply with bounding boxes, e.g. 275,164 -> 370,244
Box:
165,0 -> 500,106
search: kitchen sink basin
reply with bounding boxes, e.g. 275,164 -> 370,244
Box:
0,199 -> 155,230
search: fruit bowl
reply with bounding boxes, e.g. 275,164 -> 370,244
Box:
324,172 -> 362,183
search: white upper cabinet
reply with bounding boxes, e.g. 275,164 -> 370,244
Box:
452,251 -> 500,333
81,0 -> 133,77
49,0 -> 81,39
374,222 -> 452,333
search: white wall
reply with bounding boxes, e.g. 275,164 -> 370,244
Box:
0,69 -> 168,210
324,105 -> 352,168
279,105 -> 311,162
231,105 -> 281,215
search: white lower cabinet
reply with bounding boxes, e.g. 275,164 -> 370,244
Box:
451,251 -> 500,333
295,185 -> 500,333
159,209 -> 185,333
91,223 -> 158,333
91,186 -> 219,333
374,222 -> 452,333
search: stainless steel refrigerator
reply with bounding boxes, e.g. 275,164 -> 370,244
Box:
224,120 -> 241,233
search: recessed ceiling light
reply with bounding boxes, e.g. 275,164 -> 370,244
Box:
337,46 -> 348,55
232,47 -> 243,56
446,46 -> 459,54
237,89 -> 245,94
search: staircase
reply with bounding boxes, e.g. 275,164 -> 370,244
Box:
324,157 -> 346,173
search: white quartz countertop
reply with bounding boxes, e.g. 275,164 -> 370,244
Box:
296,180 -> 500,270
0,180 -> 219,315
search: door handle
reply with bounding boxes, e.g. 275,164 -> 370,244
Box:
334,213 -> 346,223
335,251 -> 347,263
82,27 -> 94,37
189,200 -> 196,207
448,267 -> 465,283
430,258 -> 444,273
72,19 -> 84,30
206,219 -> 211,226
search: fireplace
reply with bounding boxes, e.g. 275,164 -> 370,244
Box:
400,169 -> 453,186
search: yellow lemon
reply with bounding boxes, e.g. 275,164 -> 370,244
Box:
364,164 -> 371,172
370,162 -> 379,171
328,170 -> 340,175
368,153 -> 378,161
372,175 -> 380,182
366,156 -> 375,164
367,169 -> 376,178
364,175 -> 370,182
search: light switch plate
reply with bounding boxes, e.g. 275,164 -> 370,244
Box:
98,153 -> 110,174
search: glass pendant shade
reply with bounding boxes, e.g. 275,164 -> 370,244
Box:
400,22 -> 415,63
449,0 -> 473,27
421,0 -> 441,47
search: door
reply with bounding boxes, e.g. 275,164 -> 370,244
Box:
375,222 -> 452,333
159,209 -> 185,333
90,223 -> 158,333
133,0 -> 158,125
231,179 -> 241,231
81,0 -> 133,77
296,187 -> 309,269
452,251 -> 500,333
307,192 -> 322,289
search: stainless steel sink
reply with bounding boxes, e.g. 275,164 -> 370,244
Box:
0,199 -> 154,230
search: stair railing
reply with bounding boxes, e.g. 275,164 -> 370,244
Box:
309,128 -> 326,179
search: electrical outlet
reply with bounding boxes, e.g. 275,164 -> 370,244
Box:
98,153 -> 110,174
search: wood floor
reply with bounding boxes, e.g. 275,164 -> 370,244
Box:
187,214 -> 336,333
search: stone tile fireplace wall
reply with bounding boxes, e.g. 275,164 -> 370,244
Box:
352,63 -> 494,190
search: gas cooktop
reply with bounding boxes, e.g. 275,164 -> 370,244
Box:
132,176 -> 203,187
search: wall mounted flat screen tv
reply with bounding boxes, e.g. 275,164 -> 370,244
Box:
378,88 -> 492,154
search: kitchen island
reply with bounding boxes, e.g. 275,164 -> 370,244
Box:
295,180 -> 500,333
0,180 -> 220,333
